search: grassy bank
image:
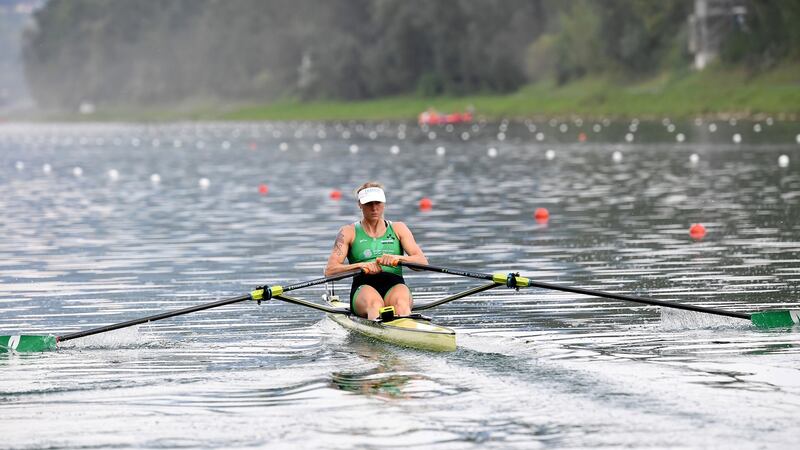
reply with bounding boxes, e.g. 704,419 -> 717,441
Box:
16,63 -> 800,122
221,64 -> 800,121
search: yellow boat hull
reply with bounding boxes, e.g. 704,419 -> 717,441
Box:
326,299 -> 456,352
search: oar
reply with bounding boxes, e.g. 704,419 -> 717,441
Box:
400,262 -> 799,329
0,270 -> 361,353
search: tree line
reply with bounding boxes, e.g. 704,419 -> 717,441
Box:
21,0 -> 800,110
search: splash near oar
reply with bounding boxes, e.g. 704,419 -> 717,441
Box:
0,270 -> 360,354
400,262 -> 800,329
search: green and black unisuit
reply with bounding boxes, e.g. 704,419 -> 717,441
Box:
347,220 -> 406,311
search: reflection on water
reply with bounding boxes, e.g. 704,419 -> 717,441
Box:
1,120 -> 800,448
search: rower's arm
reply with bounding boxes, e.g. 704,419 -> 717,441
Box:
390,222 -> 428,266
324,225 -> 377,276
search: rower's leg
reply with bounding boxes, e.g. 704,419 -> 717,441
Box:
384,284 -> 412,316
354,286 -> 384,319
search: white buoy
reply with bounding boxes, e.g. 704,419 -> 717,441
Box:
435,146 -> 446,156
42,163 -> 52,174
795,134 -> 800,144
390,145 -> 400,155
625,133 -> 634,143
461,132 -> 470,141
545,149 -> 555,160
778,155 -> 790,168
428,131 -> 437,140
342,131 -> 351,139
592,124 -> 602,133
369,131 -> 378,140
199,178 -> 210,189
279,142 -> 289,151
312,143 -> 322,152
667,124 -> 676,133
753,123 -> 762,133
488,147 -> 498,158
536,132 -> 545,141
397,132 -> 406,140
708,123 -> 717,133
559,123 -> 568,133
221,141 -> 231,150
676,133 -> 685,143
497,132 -> 506,141
15,161 -> 24,171
108,169 -> 119,181
349,144 -> 359,154
690,153 -> 699,164
733,133 -> 742,144
766,117 -> 774,126
72,167 -> 83,177
150,173 -> 161,185
612,151 -> 623,162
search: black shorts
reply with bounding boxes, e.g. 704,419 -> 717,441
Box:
350,272 -> 406,311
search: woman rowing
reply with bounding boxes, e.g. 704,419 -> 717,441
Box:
324,181 -> 428,319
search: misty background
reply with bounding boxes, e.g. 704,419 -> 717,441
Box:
2,0 -> 799,113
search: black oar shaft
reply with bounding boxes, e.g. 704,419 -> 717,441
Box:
525,280 -> 750,320
413,282 -> 501,311
273,294 -> 349,314
401,262 -> 751,320
58,269 -> 362,343
58,294 -> 252,342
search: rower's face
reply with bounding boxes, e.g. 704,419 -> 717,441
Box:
360,201 -> 384,219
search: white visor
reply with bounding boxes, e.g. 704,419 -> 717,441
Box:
357,187 -> 386,204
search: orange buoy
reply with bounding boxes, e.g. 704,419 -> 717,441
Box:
689,223 -> 706,239
330,189 -> 342,200
258,183 -> 269,195
419,197 -> 433,210
534,207 -> 550,223
578,132 -> 587,142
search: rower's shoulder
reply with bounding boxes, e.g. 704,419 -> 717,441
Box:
390,221 -> 412,234
338,223 -> 356,238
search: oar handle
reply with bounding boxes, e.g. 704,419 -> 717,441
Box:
400,262 -> 752,320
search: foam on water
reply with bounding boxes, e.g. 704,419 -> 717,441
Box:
659,308 -> 751,330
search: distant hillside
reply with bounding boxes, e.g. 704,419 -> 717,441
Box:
18,0 -> 800,113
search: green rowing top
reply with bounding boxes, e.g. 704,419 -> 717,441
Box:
348,220 -> 403,276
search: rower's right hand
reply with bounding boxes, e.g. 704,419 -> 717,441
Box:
360,261 -> 382,275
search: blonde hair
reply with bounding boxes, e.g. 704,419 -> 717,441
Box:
354,181 -> 384,201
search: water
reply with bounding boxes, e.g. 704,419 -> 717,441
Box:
1,119 -> 800,449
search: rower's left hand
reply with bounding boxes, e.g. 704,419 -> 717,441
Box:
376,255 -> 402,267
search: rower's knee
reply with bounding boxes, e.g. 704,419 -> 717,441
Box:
355,288 -> 384,319
385,285 -> 412,316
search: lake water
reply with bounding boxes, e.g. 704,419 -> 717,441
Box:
1,119 -> 800,449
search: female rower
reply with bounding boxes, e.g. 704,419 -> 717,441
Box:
324,181 -> 428,319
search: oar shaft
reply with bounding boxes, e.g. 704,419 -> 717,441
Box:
401,262 -> 751,320
58,294 -> 251,342
58,269 -> 362,343
413,282 -> 501,311
525,280 -> 751,320
402,262 -> 493,281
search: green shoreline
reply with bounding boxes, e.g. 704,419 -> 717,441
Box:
18,64 -> 800,122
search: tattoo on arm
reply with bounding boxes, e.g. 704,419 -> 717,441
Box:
333,230 -> 346,257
